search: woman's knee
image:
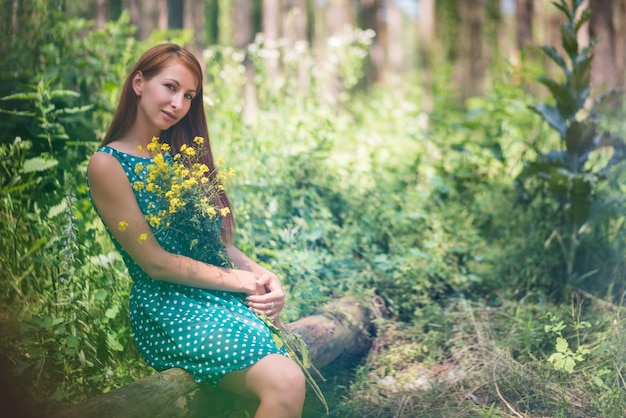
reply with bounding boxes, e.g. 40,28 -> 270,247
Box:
253,354 -> 306,396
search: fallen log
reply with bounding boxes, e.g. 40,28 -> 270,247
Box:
50,297 -> 372,418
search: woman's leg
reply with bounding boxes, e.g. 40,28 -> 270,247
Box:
218,354 -> 306,418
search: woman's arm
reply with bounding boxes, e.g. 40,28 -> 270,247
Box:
227,244 -> 286,320
87,152 -> 259,295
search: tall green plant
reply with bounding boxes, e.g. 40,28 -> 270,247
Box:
515,0 -> 625,286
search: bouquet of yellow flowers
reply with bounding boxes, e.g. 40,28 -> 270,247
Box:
126,135 -> 235,268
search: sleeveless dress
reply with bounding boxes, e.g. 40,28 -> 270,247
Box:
90,146 -> 285,386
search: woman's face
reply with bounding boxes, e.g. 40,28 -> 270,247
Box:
132,61 -> 198,136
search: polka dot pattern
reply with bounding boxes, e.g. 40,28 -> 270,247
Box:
92,146 -> 286,386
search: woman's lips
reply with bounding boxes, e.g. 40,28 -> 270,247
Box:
162,110 -> 177,121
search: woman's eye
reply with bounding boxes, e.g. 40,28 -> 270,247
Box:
185,94 -> 194,100
165,84 -> 175,91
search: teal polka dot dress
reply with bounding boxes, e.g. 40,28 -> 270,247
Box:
90,146 -> 285,386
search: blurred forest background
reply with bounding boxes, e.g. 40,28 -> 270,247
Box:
2,0 -> 626,417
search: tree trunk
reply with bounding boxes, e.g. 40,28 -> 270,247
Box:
589,0 -> 620,92
386,0 -> 404,85
360,0 -> 383,85
515,0 -> 533,50
418,0 -> 435,111
168,0 -> 184,29
616,0 -> 626,86
157,0 -> 167,30
234,0 -> 256,124
283,0 -> 309,97
262,0 -> 281,81
96,0 -> 108,29
49,298 -> 372,418
456,0 -> 485,100
183,0 -> 205,72
233,0 -> 254,49
217,0 -> 233,46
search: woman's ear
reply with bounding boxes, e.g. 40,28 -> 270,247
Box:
132,71 -> 144,96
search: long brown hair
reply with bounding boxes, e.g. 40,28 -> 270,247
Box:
103,43 -> 235,242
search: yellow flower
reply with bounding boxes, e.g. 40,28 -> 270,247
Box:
182,178 -> 197,188
133,181 -> 145,191
137,145 -> 144,153
134,162 -> 144,174
147,215 -> 161,227
217,157 -> 225,165
179,143 -> 187,152
138,233 -> 148,243
184,147 -> 196,157
118,221 -> 129,231
146,183 -> 156,192
160,143 -> 171,152
228,167 -> 236,178
193,136 -> 204,145
220,207 -> 231,217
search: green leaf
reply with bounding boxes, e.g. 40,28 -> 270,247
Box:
570,55 -> 592,97
563,356 -> 576,373
575,9 -> 592,31
105,306 -> 120,319
47,199 -> 68,218
539,46 -> 568,74
564,119 -> 597,157
552,1 -> 570,21
107,333 -> 124,351
66,336 -> 80,348
555,337 -> 569,353
94,289 -> 108,301
22,157 -> 58,173
538,77 -> 577,119
49,89 -> 80,99
561,25 -> 578,57
1,92 -> 38,101
530,103 -> 566,137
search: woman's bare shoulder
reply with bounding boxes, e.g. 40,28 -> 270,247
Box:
87,150 -> 126,188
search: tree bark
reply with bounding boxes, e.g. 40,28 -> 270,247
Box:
233,0 -> 254,49
49,298 -> 372,418
616,0 -> 626,85
456,0 -> 485,100
183,0 -> 205,73
262,0 -> 282,81
168,0 -> 184,29
96,0 -> 108,29
360,0 -> 383,84
418,0 -> 435,111
157,0 -> 167,30
515,0 -> 533,49
386,0 -> 404,84
589,0 -> 620,91
283,0 -> 309,97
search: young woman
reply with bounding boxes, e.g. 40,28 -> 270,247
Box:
87,43 -> 305,418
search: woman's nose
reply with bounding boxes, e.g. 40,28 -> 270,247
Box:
171,93 -> 184,109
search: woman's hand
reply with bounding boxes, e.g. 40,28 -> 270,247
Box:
246,271 -> 285,322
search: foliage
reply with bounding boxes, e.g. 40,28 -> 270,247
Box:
336,296 -> 626,418
1,2 -> 626,417
515,0 -> 626,292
